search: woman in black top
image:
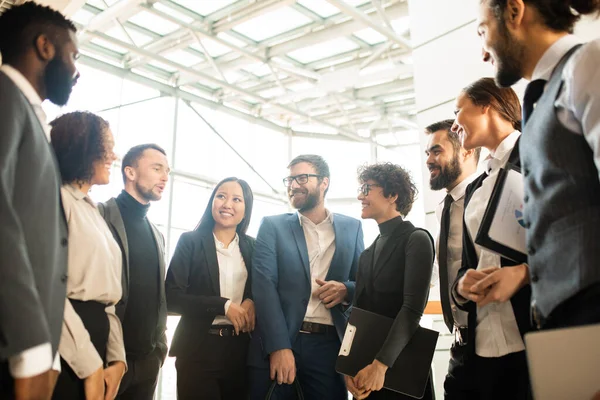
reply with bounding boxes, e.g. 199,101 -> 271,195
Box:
165,177 -> 255,400
347,163 -> 434,400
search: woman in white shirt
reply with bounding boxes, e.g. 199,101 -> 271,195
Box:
165,177 -> 256,400
50,111 -> 126,400
451,77 -> 532,400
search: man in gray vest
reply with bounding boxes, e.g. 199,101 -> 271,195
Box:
99,144 -> 170,400
467,0 -> 600,330
0,3 -> 78,399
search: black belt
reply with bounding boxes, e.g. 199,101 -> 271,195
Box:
208,325 -> 238,337
299,321 -> 335,334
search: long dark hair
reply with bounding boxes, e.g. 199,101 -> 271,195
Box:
462,77 -> 522,131
195,177 -> 254,235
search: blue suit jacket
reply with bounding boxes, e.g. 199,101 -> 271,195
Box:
248,212 -> 364,367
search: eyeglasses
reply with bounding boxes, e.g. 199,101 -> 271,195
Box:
283,174 -> 321,187
357,183 -> 382,196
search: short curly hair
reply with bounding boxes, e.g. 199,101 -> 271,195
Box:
358,162 -> 418,216
50,111 -> 110,185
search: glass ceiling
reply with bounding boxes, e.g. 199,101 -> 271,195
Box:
70,0 -> 417,146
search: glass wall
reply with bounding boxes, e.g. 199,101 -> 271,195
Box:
45,63 -> 424,399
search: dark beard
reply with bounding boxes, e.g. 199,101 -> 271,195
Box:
494,19 -> 526,88
135,182 -> 160,202
44,55 -> 74,106
290,189 -> 320,212
430,156 -> 462,191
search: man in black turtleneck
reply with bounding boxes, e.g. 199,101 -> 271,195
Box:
99,144 -> 170,400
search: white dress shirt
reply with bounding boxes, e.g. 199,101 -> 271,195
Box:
299,210 -> 336,326
212,234 -> 248,325
434,174 -> 477,330
464,131 -> 526,358
532,35 -> 600,180
60,184 -> 125,379
1,64 -> 59,379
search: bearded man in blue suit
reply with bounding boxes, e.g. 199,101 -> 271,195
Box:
248,154 -> 364,400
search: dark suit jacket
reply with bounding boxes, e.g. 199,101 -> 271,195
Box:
453,139 -> 532,349
0,70 -> 68,363
98,198 -> 168,361
165,227 -> 255,358
249,213 -> 364,367
354,220 -> 434,367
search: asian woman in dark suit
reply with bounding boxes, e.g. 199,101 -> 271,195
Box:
346,163 -> 435,400
165,177 -> 255,400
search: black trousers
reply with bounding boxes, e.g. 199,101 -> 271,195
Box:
52,300 -> 109,400
116,348 -> 163,400
0,362 -> 14,400
175,332 -> 249,400
473,351 -> 530,400
542,282 -> 600,330
444,342 -> 477,400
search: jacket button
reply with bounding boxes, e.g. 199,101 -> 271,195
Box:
524,195 -> 529,203
61,238 -> 68,247
523,167 -> 529,177
61,274 -> 68,283
531,274 -> 539,283
528,246 -> 536,255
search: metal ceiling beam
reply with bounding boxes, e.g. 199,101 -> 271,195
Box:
85,31 -> 369,143
211,0 -> 297,33
325,0 -> 411,49
84,0 -> 147,33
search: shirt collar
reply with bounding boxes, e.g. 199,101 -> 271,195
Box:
298,209 -> 334,227
446,173 -> 478,202
532,34 -> 583,81
63,184 -> 96,207
486,130 -> 521,173
213,233 -> 239,249
0,65 -> 44,108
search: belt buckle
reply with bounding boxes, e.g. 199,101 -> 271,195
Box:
300,322 -> 312,334
219,328 -> 225,337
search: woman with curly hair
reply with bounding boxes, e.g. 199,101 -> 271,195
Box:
345,163 -> 435,400
50,111 -> 126,400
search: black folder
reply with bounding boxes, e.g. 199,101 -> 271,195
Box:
336,307 -> 439,399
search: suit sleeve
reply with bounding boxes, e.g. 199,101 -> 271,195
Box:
375,230 -> 433,367
343,221 -> 364,303
105,304 -> 126,368
243,237 -> 255,301
252,218 -> 291,354
0,96 -> 52,361
165,234 -> 229,318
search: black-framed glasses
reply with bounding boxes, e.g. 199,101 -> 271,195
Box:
358,183 -> 382,196
283,173 -> 321,187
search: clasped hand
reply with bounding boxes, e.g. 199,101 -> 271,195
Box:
345,360 -> 388,399
225,298 -> 256,335
457,264 -> 529,307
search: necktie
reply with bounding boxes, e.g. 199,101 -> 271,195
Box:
522,79 -> 547,127
438,194 -> 455,333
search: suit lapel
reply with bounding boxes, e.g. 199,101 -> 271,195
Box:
288,215 -> 311,282
355,243 -> 375,299
106,198 -> 130,288
200,231 -> 221,295
326,215 -> 345,280
149,223 -> 166,300
373,220 -> 414,281
239,235 -> 253,297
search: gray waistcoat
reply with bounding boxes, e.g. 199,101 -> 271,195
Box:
520,45 -> 600,318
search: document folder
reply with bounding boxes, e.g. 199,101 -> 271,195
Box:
336,307 -> 439,399
475,162 -> 528,263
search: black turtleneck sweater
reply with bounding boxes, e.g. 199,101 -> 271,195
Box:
116,190 -> 160,358
373,215 -> 404,266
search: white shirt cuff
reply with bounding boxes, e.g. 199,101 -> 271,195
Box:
52,352 -> 61,372
224,300 -> 232,316
8,343 -> 53,378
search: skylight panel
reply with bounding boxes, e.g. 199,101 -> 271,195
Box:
233,7 -> 312,42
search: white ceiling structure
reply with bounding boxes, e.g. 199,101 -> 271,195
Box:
4,0 -> 417,147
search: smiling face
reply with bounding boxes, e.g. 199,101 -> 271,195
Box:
90,128 -> 116,186
477,0 -> 526,87
425,129 -> 463,191
286,162 -> 327,212
357,179 -> 397,222
212,181 -> 246,231
452,92 -> 490,151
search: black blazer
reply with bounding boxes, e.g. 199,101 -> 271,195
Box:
354,220 -> 434,367
165,227 -> 255,358
453,138 -> 532,349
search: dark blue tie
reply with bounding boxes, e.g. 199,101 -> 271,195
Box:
522,79 -> 547,126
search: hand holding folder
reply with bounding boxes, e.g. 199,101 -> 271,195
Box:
336,308 -> 439,399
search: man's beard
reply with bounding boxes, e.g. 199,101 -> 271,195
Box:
493,19 -> 526,88
289,188 -> 320,212
136,182 -> 161,202
430,155 -> 462,191
45,55 -> 74,106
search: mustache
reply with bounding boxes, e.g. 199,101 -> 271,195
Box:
289,189 -> 307,196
